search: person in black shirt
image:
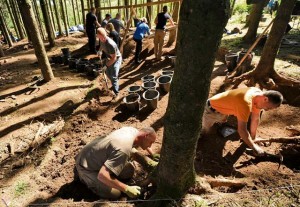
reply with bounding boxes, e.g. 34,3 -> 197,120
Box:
106,23 -> 121,48
85,7 -> 101,54
154,6 -> 174,60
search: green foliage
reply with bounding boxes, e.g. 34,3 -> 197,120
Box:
50,136 -> 56,143
233,3 -> 252,15
14,182 -> 29,196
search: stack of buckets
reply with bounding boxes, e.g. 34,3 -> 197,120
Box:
123,70 -> 174,112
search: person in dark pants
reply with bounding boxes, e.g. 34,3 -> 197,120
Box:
85,7 -> 101,54
133,17 -> 150,64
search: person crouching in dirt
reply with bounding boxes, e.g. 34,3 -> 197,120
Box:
97,27 -> 122,102
75,127 -> 157,199
202,87 -> 283,156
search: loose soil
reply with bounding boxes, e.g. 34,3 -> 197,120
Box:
0,23 -> 300,207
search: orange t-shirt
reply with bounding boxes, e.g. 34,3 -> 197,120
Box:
210,87 -> 262,122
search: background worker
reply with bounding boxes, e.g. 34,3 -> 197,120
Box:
154,5 -> 174,60
202,87 -> 283,156
108,13 -> 125,34
75,127 -> 157,199
85,7 -> 101,54
97,28 -> 122,101
101,13 -> 112,28
133,17 -> 150,64
106,23 -> 121,48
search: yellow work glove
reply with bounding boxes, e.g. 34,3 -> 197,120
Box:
124,185 -> 141,198
152,153 -> 160,162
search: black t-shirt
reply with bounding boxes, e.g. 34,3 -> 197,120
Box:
86,12 -> 97,31
109,31 -> 120,48
156,12 -> 171,30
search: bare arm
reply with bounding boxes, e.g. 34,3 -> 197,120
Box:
95,20 -> 101,28
168,17 -> 175,26
250,112 -> 260,140
106,53 -> 117,67
146,147 -> 154,156
97,165 -> 127,192
154,16 -> 158,25
238,120 -> 264,155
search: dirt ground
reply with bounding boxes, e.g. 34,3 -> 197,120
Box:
0,22 -> 300,207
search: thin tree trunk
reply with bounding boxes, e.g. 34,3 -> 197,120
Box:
0,42 -> 5,57
75,0 -> 81,24
143,1 -> 230,205
254,0 -> 297,76
0,8 -> 13,47
94,0 -> 102,23
167,1 -> 180,46
47,0 -> 56,36
17,0 -> 54,82
64,0 -> 71,28
5,0 -> 20,39
16,0 -> 31,41
60,0 -> 69,36
40,0 -> 55,47
71,0 -> 77,25
10,0 -> 26,39
243,0 -> 269,43
53,0 -> 63,36
32,0 -> 46,41
81,0 -> 85,28
146,0 -> 152,28
125,0 -> 129,22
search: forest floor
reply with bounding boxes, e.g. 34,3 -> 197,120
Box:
1,16 -> 300,207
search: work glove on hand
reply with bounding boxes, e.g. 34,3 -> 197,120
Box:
152,153 -> 160,162
252,144 -> 265,156
124,185 -> 141,198
97,51 -> 101,57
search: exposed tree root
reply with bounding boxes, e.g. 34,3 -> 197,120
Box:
254,136 -> 300,144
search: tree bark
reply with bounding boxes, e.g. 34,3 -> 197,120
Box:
60,0 -> 69,36
167,1 -> 180,46
5,0 -> 20,39
71,0 -> 77,25
75,0 -> 81,24
32,0 -> 46,41
144,0 -> 230,205
64,0 -> 71,28
0,43 -> 5,57
9,0 -> 26,40
94,0 -> 102,23
16,0 -> 31,41
243,0 -> 269,43
53,0 -> 63,36
0,8 -> 13,47
81,0 -> 85,28
47,0 -> 56,36
17,0 -> 54,82
146,0 -> 152,28
40,0 -> 56,47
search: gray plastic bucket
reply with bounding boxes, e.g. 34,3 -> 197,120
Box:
141,75 -> 155,83
143,89 -> 160,110
123,93 -> 140,111
157,75 -> 172,93
128,85 -> 142,94
161,70 -> 174,77
142,81 -> 156,91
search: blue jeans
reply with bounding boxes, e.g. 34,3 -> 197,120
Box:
106,56 -> 122,95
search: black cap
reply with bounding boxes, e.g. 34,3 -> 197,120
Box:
106,14 -> 111,18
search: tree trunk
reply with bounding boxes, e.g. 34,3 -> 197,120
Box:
94,0 -> 102,23
0,43 -> 5,57
243,0 -> 268,43
40,0 -> 55,47
17,0 -> 54,82
81,0 -> 85,28
146,0 -> 230,205
53,0 -> 63,36
71,0 -> 77,25
125,0 -> 129,22
167,1 -> 180,46
16,0 -> 31,41
75,0 -> 81,24
0,8 -> 13,47
254,0 -> 297,76
5,0 -> 20,39
47,0 -> 56,36
32,0 -> 46,41
60,0 -> 69,36
64,0 -> 71,28
146,0 -> 152,28
230,0 -> 237,17
9,0 -> 26,40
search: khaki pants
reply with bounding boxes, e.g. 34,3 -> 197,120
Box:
76,162 -> 134,199
154,29 -> 166,60
202,104 -> 227,133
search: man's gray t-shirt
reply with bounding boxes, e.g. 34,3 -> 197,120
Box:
100,36 -> 121,58
77,127 -> 139,176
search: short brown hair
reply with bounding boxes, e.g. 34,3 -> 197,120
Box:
263,90 -> 283,106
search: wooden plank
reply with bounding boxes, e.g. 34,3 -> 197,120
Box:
84,0 -> 182,11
